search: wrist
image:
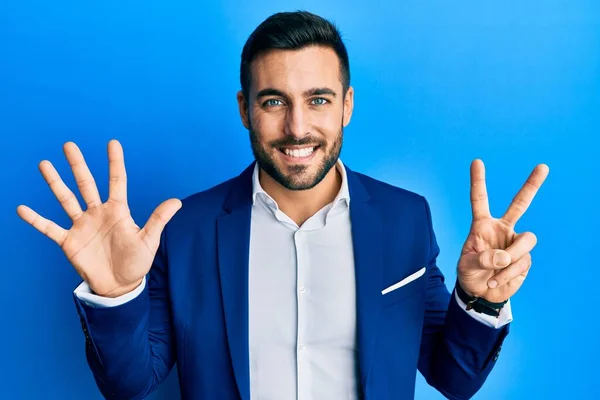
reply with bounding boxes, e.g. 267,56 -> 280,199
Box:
456,279 -> 476,297
95,278 -> 144,298
455,279 -> 508,317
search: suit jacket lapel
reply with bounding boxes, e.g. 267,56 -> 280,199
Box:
346,166 -> 384,395
217,163 -> 255,400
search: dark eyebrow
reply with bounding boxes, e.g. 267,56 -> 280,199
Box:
303,87 -> 337,98
255,87 -> 337,99
255,88 -> 286,99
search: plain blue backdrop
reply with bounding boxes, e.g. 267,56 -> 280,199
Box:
1,1 -> 598,399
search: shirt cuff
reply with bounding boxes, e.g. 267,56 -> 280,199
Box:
74,277 -> 146,308
454,290 -> 513,329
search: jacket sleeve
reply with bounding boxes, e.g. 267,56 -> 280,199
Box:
73,229 -> 175,400
417,197 -> 509,400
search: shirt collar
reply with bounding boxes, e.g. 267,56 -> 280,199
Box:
251,159 -> 350,210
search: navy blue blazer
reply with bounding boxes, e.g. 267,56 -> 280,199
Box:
74,162 -> 508,400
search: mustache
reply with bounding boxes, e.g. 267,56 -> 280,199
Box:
269,136 -> 325,148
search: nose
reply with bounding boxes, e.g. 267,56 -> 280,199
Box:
284,103 -> 310,139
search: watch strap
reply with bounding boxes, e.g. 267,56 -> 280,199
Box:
455,279 -> 508,318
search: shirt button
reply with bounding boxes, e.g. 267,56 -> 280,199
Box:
299,286 -> 306,294
298,344 -> 306,351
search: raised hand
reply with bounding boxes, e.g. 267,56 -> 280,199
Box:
16,140 -> 182,297
457,159 -> 549,303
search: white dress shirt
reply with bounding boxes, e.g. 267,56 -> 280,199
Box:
75,160 -> 512,399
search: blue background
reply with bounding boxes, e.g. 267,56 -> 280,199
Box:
1,1 -> 598,399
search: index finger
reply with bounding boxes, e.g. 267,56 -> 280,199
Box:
501,164 -> 549,226
470,159 -> 491,220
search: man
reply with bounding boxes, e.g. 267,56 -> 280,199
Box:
17,11 -> 548,400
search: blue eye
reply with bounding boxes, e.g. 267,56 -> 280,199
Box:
311,97 -> 328,106
264,99 -> 283,107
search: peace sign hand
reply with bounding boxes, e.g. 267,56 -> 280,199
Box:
457,160 -> 549,303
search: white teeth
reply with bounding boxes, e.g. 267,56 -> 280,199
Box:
284,147 -> 315,158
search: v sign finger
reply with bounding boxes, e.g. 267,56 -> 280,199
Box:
501,164 -> 549,226
470,159 -> 491,220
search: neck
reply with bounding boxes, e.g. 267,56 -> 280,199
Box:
259,165 -> 342,226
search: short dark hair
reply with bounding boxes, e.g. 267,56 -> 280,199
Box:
240,11 -> 350,101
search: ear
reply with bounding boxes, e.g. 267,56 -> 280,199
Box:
237,90 -> 250,130
342,86 -> 354,127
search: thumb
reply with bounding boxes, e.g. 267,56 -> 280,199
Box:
462,249 -> 512,271
140,198 -> 183,244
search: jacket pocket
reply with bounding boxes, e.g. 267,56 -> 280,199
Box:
381,267 -> 427,308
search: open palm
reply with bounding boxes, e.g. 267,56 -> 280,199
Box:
17,140 -> 182,297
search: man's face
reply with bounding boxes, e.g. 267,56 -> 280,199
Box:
237,46 -> 354,191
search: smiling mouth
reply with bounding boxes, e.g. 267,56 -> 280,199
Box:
278,146 -> 320,158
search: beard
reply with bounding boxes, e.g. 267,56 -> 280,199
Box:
249,126 -> 343,191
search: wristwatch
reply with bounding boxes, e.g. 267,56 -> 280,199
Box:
455,280 -> 508,317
